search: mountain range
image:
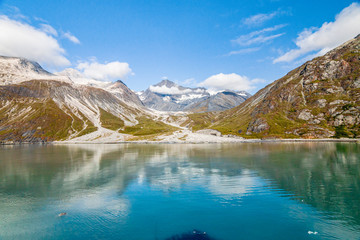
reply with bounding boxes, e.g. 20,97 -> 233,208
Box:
0,34 -> 359,142
138,79 -> 251,112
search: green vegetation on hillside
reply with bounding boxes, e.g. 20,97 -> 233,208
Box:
0,99 -> 88,141
181,112 -> 215,131
99,107 -> 124,131
333,125 -> 351,138
120,116 -> 178,137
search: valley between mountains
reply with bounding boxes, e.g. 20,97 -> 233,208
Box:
1,35 -> 360,143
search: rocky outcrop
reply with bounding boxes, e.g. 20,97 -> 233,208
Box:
246,118 -> 270,134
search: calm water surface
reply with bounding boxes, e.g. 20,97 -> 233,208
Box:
0,143 -> 359,239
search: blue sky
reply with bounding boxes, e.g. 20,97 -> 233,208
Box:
0,0 -> 359,93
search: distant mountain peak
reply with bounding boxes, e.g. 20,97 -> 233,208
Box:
155,79 -> 177,88
113,80 -> 127,87
140,79 -> 251,112
115,79 -> 125,84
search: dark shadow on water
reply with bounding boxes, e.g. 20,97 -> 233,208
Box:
165,229 -> 217,240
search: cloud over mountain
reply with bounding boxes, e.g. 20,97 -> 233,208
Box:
0,15 -> 70,67
76,60 -> 133,81
149,85 -> 192,95
198,73 -> 259,92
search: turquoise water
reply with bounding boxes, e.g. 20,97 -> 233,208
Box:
0,143 -> 359,239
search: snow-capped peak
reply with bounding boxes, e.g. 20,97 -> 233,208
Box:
154,79 -> 178,88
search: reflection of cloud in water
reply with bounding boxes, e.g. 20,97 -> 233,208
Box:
208,169 -> 259,198
69,189 -> 130,218
142,161 -> 259,200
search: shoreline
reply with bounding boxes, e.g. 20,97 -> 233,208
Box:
1,138 -> 359,145
53,138 -> 360,144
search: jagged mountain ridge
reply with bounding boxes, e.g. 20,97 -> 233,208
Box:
200,34 -> 360,138
138,79 -> 251,112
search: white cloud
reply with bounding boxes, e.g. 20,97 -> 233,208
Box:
63,32 -> 80,44
198,73 -> 259,92
244,12 -> 278,26
181,77 -> 196,86
149,85 -> 191,95
34,16 -> 47,23
40,23 -> 58,36
0,15 -> 70,67
243,9 -> 289,26
274,3 -> 360,63
3,6 -> 29,22
232,24 -> 286,46
76,60 -> 133,81
251,78 -> 267,84
225,47 -> 261,56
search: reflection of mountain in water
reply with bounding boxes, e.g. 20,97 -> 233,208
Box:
249,143 -> 360,226
0,143 -> 359,228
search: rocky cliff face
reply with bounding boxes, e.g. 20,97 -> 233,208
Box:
139,80 -> 251,112
201,35 -> 360,138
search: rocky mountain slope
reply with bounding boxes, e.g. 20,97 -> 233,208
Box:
0,57 -> 176,142
56,68 -> 144,107
138,79 -> 251,112
188,35 -> 360,139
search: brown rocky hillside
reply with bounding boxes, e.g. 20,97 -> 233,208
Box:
193,35 -> 360,138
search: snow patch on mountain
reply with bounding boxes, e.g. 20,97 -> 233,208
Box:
163,96 -> 171,102
149,85 -> 192,95
175,94 -> 207,103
